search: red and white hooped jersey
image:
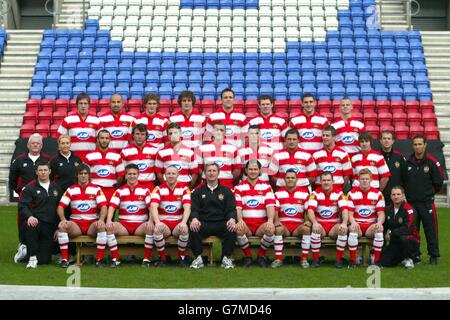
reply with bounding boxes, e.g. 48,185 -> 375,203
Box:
248,114 -> 288,151
169,111 -> 206,149
306,188 -> 348,224
120,143 -> 158,185
347,186 -> 385,224
150,183 -> 191,222
109,183 -> 151,223
234,179 -> 276,222
58,112 -> 100,153
135,112 -> 169,150
312,147 -> 352,187
98,112 -> 135,150
155,143 -> 199,185
58,182 -> 107,221
84,149 -> 125,188
197,141 -> 241,188
331,117 -> 365,156
206,109 -> 249,148
238,144 -> 275,182
289,112 -> 329,153
351,150 -> 391,189
275,186 -> 310,224
269,148 -> 317,187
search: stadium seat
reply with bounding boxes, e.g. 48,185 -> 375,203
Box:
365,125 -> 380,139
395,125 -> 410,140
424,125 -> 440,140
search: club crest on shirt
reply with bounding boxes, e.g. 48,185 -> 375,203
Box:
53,190 -> 58,197
395,161 -> 400,168
424,166 -> 430,173
398,218 -> 403,224
218,194 -> 224,201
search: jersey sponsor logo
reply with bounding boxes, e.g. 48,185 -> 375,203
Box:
319,209 -> 333,218
284,207 -> 298,216
111,130 -> 124,138
77,132 -> 90,140
288,167 -> 300,174
171,164 -> 182,171
183,130 -> 194,138
164,205 -> 178,213
302,131 -> 314,140
342,136 -> 354,144
323,165 -> 337,173
138,163 -> 148,171
215,160 -> 225,168
225,128 -> 234,136
126,205 -> 139,213
97,169 -> 110,177
246,199 -> 260,208
77,203 -> 91,212
262,131 -> 273,139
147,133 -> 156,141
358,208 -> 372,217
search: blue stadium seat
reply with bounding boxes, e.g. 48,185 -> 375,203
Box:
46,72 -> 60,86
135,52 -> 148,63
287,51 -> 300,62
245,85 -> 259,99
274,86 -> 288,100
401,74 -> 415,86
118,72 -> 132,86
327,39 -> 341,50
189,72 -> 202,85
91,61 -> 105,73
273,61 -> 287,73
217,61 -> 230,73
287,61 -> 301,73
415,74 -> 430,86
413,62 -> 428,75
245,72 -> 258,85
360,85 -> 374,100
403,86 -> 418,101
417,86 -> 432,100
357,62 -> 371,73
174,72 -> 188,85
101,85 -> 116,99
316,62 -> 329,73
116,85 -> 130,99
161,61 -> 175,73
385,62 -> 399,73
374,85 -> 389,100
147,61 -> 161,73
331,85 -> 345,100
400,62 -> 413,73
302,73 -> 315,86
89,72 -> 103,86
145,72 -> 159,86
130,85 -> 144,99
303,85 -> 317,96
274,73 -> 287,86
87,85 -> 100,99
409,40 -> 423,50
387,74 -> 401,86
343,62 -> 357,73
389,86 -> 403,100
288,84 -> 302,99
345,85 -> 360,100
159,73 -> 173,86
203,72 -> 216,85
144,85 -> 158,95
368,39 -> 382,50
189,61 -> 203,72
356,50 -> 370,62
411,50 -> 425,63
132,72 -> 146,85
359,72 -> 372,85
301,62 -> 315,73
58,85 -> 73,99
217,73 -> 230,86
132,61 -> 147,72
259,61 -> 273,73
260,85 -> 273,96
202,85 -> 216,99
317,86 -> 331,100
203,62 -> 217,73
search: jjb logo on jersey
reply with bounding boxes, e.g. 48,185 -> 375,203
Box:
342,136 -> 355,144
77,132 -> 90,140
182,130 -> 194,138
215,160 -> 225,168
323,165 -> 337,173
225,128 -> 234,136
126,205 -> 139,213
147,133 -> 156,141
164,205 -> 178,213
97,168 -> 110,177
262,132 -> 273,139
77,203 -> 91,212
319,209 -> 333,218
138,163 -> 148,171
358,208 -> 372,217
246,199 -> 260,208
302,131 -> 315,140
111,130 -> 124,138
284,207 -> 298,216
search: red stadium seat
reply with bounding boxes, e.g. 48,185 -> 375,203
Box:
351,100 -> 362,112
378,112 -> 392,126
233,99 -> 245,108
276,110 -> 289,121
98,105 -> 110,114
35,123 -> 50,137
380,124 -> 395,134
128,110 -> 141,118
410,124 -> 424,137
321,111 -> 334,123
395,125 -> 410,139
200,99 -> 216,109
20,123 -> 36,138
99,98 -> 110,109
351,110 -> 363,121
405,100 -> 420,112
69,98 -> 77,110
363,111 -> 378,126
318,100 -> 332,112
233,106 -> 244,113
422,112 -> 437,126
424,125 -> 440,140
392,111 -> 407,125
365,124 -> 380,139
361,100 -> 376,112
331,100 -> 341,111
246,111 -> 259,119
38,110 -> 52,125
274,100 -> 289,110
159,110 -> 170,118
376,100 -> 391,113
158,106 -> 170,114
201,107 -> 214,117
390,100 -> 405,112
288,99 -> 302,110
407,111 -> 422,126
159,99 -> 172,109
55,98 -> 70,110
26,99 -> 41,112
53,110 -> 67,122
127,99 -> 142,108
244,100 -> 257,110
23,111 -> 37,123
50,123 -> 60,138
40,98 -> 55,110
420,100 -> 435,113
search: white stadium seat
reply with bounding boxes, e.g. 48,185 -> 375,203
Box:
232,37 -> 245,51
205,38 -> 218,51
218,39 -> 232,51
219,27 -> 231,38
128,6 -> 141,17
125,16 -> 139,27
141,0 -> 155,4
299,18 -> 312,28
150,26 -> 165,38
177,38 -> 191,51
191,37 -> 204,50
150,37 -> 163,50
137,26 -> 151,37
136,38 -> 150,50
101,6 -> 114,17
313,17 -> 326,28
99,16 -> 113,29
139,17 -> 152,27
325,0 -> 337,6
206,9 -> 219,18
245,17 -> 258,28
124,27 -> 138,38
311,0 -> 325,7
114,6 -> 128,17
178,26 -> 191,37
152,16 -> 166,27
299,6 -> 312,17
272,7 -> 285,17
115,0 -> 129,5
246,38 -> 259,51
163,37 -> 177,51
273,27 -> 286,39
154,0 -> 169,6
140,7 -> 154,17
286,17 -> 299,28
232,16 -> 245,28
245,27 -> 258,38
89,0 -> 102,6
219,9 -> 232,18
273,38 -> 286,51
272,18 -> 285,28
272,0 -> 284,7
205,27 -> 218,38
102,0 -> 116,6
326,18 -> 339,29
179,16 -> 192,27
232,27 -> 245,38
129,0 -> 142,5
110,27 -> 124,38
192,26 -> 205,37
193,17 -> 206,27
337,0 -> 350,8
123,38 -> 136,50
232,9 -> 245,18
88,6 -> 101,17
206,17 -> 219,28
165,26 -> 178,37
313,28 -> 327,41
168,0 -> 179,6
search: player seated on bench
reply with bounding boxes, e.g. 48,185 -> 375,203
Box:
150,165 -> 192,267
347,168 -> 386,268
273,169 -> 312,268
56,164 -> 108,268
106,164 -> 154,268
306,171 -> 349,269
235,160 -> 277,268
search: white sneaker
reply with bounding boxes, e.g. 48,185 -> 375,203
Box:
221,256 -> 234,269
369,254 -> 375,265
404,258 -> 414,269
401,258 -> 408,266
301,259 -> 310,269
26,256 -> 38,269
14,243 -> 27,263
190,255 -> 204,269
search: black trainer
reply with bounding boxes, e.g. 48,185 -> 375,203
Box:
110,259 -> 121,268
178,257 -> 190,268
335,260 -> 344,269
311,260 -> 320,268
242,256 -> 252,267
348,261 -> 357,269
412,256 -> 422,264
142,259 -> 152,268
430,256 -> 438,265
59,260 -> 70,268
154,259 -> 166,267
257,256 -> 269,268
95,260 -> 106,268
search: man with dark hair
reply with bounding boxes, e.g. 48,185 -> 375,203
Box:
207,88 -> 249,148
189,163 -> 237,269
170,90 -> 206,149
84,130 -> 125,201
404,135 -> 443,265
380,186 -> 420,269
380,130 -> 406,206
248,95 -> 288,151
120,123 -> 159,190
56,164 -> 108,267
351,132 -> 390,191
289,94 -> 329,154
18,160 -> 62,268
99,93 -> 135,151
135,92 -> 169,150
58,92 -> 100,162
155,122 -> 199,189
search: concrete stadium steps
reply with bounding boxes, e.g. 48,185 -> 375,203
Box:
0,30 -> 42,203
55,0 -> 86,29
377,0 -> 409,30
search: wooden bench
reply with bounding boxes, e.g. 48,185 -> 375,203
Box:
71,235 -> 221,266
232,236 -> 372,266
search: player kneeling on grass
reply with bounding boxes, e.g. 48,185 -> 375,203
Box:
306,172 -> 349,269
347,169 -> 386,268
150,166 -> 192,267
235,160 -> 277,268
106,164 -> 154,268
273,169 -> 311,268
56,164 -> 108,267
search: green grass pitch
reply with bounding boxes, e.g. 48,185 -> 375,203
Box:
0,206 -> 449,288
